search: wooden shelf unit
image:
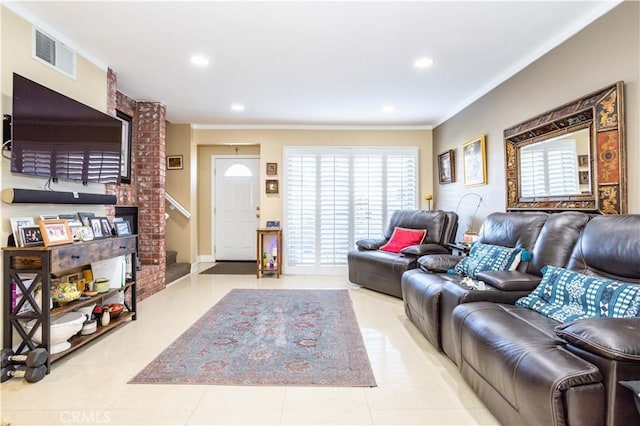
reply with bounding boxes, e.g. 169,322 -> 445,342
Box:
256,228 -> 282,278
3,236 -> 137,372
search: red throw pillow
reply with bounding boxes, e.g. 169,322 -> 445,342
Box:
379,227 -> 427,253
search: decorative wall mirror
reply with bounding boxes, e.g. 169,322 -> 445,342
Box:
504,82 -> 626,213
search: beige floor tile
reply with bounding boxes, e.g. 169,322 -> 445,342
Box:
370,408 -> 469,425
0,271 -> 499,426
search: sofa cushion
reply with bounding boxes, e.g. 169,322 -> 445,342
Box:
453,243 -> 525,278
380,227 -> 426,253
516,266 -> 640,323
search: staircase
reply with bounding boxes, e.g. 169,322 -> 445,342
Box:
165,250 -> 191,285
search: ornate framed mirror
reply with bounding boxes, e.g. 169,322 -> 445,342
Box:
504,82 -> 626,213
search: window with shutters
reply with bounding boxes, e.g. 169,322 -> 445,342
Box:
284,147 -> 418,274
520,137 -> 579,198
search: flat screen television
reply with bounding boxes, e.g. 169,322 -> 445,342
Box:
10,73 -> 122,184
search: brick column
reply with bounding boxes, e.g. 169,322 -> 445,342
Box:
136,102 -> 166,289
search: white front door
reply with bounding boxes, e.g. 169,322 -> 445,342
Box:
213,157 -> 260,261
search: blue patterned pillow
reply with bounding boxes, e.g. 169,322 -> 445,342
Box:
453,243 -> 526,279
516,266 -> 640,323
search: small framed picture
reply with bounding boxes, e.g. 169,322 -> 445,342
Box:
67,220 -> 83,241
20,226 -> 44,247
578,154 -> 588,167
462,135 -> 487,186
90,218 -> 105,239
40,214 -> 59,220
58,213 -> 78,221
78,212 -> 95,227
78,226 -> 95,242
114,221 -> 132,237
10,217 -> 35,247
38,219 -> 73,247
579,170 -> 590,185
266,162 -> 278,175
266,179 -> 279,194
100,217 -> 113,237
438,149 -> 455,184
167,155 -> 183,170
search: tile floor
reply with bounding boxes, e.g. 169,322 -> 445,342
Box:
1,266 -> 499,425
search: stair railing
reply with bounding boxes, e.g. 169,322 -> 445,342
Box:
165,193 -> 191,219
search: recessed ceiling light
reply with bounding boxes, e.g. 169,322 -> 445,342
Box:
231,104 -> 245,111
414,57 -> 434,68
190,55 -> 209,66
382,106 -> 395,113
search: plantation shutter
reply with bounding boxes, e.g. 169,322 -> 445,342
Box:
284,147 -> 418,274
520,139 -> 579,198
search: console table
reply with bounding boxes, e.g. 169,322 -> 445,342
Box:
256,228 -> 282,278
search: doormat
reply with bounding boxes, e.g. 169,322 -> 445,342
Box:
129,289 -> 377,387
200,261 -> 256,275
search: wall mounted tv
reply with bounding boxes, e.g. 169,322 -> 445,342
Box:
10,73 -> 122,184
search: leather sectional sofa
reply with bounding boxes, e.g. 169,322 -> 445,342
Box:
401,212 -> 640,426
347,209 -> 458,298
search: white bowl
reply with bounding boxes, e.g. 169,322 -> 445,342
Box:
24,311 -> 86,354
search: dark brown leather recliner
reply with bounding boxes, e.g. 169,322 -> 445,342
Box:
347,210 -> 457,298
401,211 -> 551,350
451,215 -> 640,426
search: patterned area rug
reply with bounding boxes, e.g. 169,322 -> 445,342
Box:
199,261 -> 256,275
130,289 -> 376,386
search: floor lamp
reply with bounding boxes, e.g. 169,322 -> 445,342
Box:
455,193 -> 483,243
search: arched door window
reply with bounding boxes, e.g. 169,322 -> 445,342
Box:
224,163 -> 253,177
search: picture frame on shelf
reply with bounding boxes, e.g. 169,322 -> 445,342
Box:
20,226 -> 44,247
438,149 -> 455,184
58,213 -> 78,221
90,218 -> 105,239
166,155 -> 183,170
78,226 -> 95,242
266,162 -> 278,175
40,214 -> 59,220
100,217 -> 113,237
78,212 -> 95,227
116,110 -> 133,184
38,219 -> 73,247
68,220 -> 83,241
266,179 -> 279,194
10,217 -> 35,247
462,135 -> 487,186
114,221 -> 132,237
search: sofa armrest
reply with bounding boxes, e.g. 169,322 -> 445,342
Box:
555,318 -> 640,362
475,270 -> 542,291
417,254 -> 462,272
402,243 -> 450,257
356,238 -> 386,250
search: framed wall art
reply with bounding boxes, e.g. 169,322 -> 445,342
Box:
266,162 -> 278,175
438,149 -> 455,184
266,179 -> 279,194
38,219 -> 73,247
462,135 -> 487,186
166,155 -> 183,170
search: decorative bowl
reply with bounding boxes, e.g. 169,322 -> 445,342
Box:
108,303 -> 125,319
51,282 -> 81,304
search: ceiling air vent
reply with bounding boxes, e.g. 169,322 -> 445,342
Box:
33,27 -> 76,78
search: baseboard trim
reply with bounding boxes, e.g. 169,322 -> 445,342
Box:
198,255 -> 216,263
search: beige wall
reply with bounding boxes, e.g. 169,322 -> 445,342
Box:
165,123 -> 195,264
193,129 -> 433,257
1,6 -> 109,245
433,1 -> 639,238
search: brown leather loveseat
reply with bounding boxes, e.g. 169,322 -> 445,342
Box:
347,209 -> 458,298
402,212 -> 640,425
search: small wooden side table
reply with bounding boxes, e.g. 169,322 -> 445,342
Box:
256,228 -> 282,278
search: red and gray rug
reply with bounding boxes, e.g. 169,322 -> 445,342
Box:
130,289 -> 376,387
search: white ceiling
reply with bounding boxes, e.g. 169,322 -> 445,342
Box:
7,1 -> 620,127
